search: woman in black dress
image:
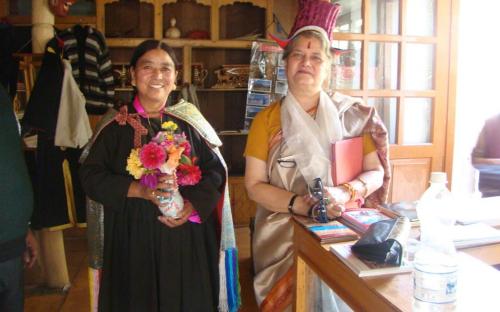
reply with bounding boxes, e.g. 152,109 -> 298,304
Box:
80,40 -> 237,311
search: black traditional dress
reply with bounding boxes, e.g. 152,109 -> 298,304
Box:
80,102 -> 224,311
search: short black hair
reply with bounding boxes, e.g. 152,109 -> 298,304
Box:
129,40 -> 179,68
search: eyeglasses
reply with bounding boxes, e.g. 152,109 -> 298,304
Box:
309,177 -> 329,223
277,140 -> 297,168
277,158 -> 297,168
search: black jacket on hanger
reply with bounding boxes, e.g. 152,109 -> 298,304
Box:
22,37 -> 86,229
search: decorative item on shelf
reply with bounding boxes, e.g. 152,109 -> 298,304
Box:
191,63 -> 208,87
185,30 -> 210,39
113,64 -> 131,89
49,0 -> 77,17
165,17 -> 181,39
233,30 -> 262,41
212,64 -> 250,89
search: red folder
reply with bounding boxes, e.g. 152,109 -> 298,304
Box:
331,136 -> 363,185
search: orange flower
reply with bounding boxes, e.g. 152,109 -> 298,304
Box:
166,145 -> 185,169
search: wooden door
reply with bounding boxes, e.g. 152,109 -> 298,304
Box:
330,0 -> 454,202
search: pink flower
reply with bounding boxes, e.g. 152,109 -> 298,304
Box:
139,142 -> 166,169
180,140 -> 191,156
177,164 -> 202,186
140,172 -> 158,189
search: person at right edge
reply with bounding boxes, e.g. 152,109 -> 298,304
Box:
244,1 -> 391,311
0,84 -> 39,312
471,113 -> 500,197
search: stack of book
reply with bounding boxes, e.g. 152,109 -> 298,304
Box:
295,207 -> 394,243
452,223 -> 500,249
294,216 -> 358,244
337,208 -> 392,234
455,196 -> 500,225
378,201 -> 419,225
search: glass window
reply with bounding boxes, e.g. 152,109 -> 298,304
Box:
406,0 -> 435,36
370,0 -> 399,35
404,43 -> 434,90
403,98 -> 432,144
330,41 -> 362,90
368,42 -> 399,89
332,0 -> 362,33
368,97 -> 397,144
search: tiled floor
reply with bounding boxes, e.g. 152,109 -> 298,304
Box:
24,227 -> 258,311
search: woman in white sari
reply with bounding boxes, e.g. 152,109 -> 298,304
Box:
244,1 -> 390,311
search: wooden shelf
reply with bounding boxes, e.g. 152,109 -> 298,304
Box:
115,87 -> 248,92
107,38 -> 254,48
198,88 -> 247,92
114,87 -> 134,92
6,15 -> 96,27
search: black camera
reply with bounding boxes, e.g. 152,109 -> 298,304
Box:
309,177 -> 329,223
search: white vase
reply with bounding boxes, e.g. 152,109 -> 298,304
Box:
165,17 -> 181,39
157,165 -> 183,218
158,189 -> 184,218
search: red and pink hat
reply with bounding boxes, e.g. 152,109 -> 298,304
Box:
271,0 -> 342,49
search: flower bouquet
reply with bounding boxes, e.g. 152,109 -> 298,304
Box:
126,121 -> 202,218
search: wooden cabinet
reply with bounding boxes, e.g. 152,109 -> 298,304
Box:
97,0 -> 272,85
229,176 -> 256,227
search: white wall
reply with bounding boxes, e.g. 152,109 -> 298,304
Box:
451,0 -> 500,195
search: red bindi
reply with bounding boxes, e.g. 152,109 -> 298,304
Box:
307,41 -> 311,49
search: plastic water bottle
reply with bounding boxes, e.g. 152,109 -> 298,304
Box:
413,172 -> 457,311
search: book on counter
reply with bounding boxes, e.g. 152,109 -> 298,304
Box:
329,242 -> 413,277
338,208 -> 393,234
294,216 -> 359,244
455,196 -> 500,225
452,223 -> 500,249
378,201 -> 419,226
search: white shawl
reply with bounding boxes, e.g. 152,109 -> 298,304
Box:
280,90 -> 343,187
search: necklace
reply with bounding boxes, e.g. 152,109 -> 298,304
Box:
133,96 -> 165,135
144,113 -> 163,137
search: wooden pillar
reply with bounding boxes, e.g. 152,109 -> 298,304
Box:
32,0 -> 54,53
31,0 -> 70,289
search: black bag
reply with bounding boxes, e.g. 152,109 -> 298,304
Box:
351,217 -> 410,265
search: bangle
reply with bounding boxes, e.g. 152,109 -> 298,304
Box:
357,177 -> 368,197
340,183 -> 356,201
288,194 -> 299,214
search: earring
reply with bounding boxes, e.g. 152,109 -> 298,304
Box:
131,81 -> 136,87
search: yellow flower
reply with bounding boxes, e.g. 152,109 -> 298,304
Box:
126,148 -> 145,179
161,121 -> 178,131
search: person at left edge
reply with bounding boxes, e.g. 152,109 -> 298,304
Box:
80,40 -> 240,311
0,84 -> 39,312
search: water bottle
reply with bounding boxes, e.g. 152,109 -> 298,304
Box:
413,172 -> 457,311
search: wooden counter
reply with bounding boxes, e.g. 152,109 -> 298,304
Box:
293,220 -> 500,311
